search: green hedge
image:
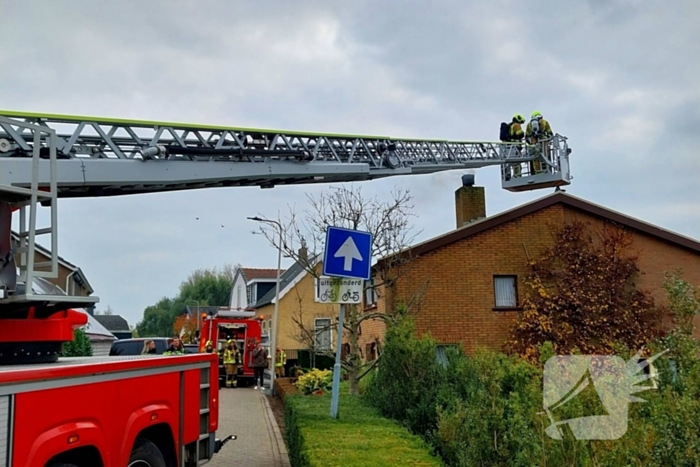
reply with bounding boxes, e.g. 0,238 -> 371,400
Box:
284,382 -> 444,467
365,275 -> 700,467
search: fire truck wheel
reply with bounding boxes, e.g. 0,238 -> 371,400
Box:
48,464 -> 78,467
128,437 -> 167,467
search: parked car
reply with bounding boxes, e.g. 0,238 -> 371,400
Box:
184,344 -> 199,354
109,337 -> 171,356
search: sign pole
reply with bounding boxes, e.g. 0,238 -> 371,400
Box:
330,303 -> 345,419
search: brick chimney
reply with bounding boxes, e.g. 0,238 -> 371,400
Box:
455,172 -> 486,228
298,244 -> 308,263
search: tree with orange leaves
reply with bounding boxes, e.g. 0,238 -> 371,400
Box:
505,221 -> 667,363
172,315 -> 197,344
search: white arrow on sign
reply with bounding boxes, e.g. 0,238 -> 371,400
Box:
334,236 -> 363,271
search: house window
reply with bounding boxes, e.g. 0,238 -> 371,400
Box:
494,275 -> 518,308
246,285 -> 252,304
236,285 -> 242,309
364,278 -> 377,307
436,344 -> 457,368
314,318 -> 332,351
366,342 -> 377,361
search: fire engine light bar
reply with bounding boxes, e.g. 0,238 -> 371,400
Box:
215,309 -> 257,318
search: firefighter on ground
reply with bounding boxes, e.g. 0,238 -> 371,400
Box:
223,340 -> 240,388
205,340 -> 217,354
275,347 -> 286,378
526,111 -> 553,174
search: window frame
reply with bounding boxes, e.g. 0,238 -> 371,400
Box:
364,278 -> 378,308
493,275 -> 520,311
314,317 -> 333,351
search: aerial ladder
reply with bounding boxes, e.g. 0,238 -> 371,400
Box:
0,110 -> 572,364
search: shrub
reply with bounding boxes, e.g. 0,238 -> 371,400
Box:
294,368 -> 332,395
433,348 -> 544,467
61,328 -> 93,357
365,318 -> 446,436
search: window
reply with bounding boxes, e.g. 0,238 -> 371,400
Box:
436,344 -> 457,368
314,318 -> 332,351
364,278 -> 377,307
366,342 -> 377,361
494,275 -> 518,308
236,285 -> 242,309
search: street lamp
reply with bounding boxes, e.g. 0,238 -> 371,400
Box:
247,216 -> 283,396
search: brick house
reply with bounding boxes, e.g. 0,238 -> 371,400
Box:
360,179 -> 700,357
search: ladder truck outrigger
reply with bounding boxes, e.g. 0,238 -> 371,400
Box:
0,110 -> 571,466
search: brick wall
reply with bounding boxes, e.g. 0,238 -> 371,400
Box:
378,203 -> 700,354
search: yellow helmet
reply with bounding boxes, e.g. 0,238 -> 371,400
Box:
531,111 -> 542,119
513,114 -> 525,124
205,340 -> 213,346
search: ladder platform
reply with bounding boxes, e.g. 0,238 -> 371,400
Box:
502,171 -> 571,192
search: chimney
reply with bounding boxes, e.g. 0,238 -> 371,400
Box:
298,245 -> 308,263
455,171 -> 486,228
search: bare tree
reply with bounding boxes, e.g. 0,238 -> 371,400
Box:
254,184 -> 424,395
96,305 -> 114,316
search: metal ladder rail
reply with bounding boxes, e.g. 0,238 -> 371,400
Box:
0,116 -> 59,298
0,111 -> 565,171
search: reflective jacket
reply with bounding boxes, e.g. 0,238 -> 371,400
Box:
275,351 -> 287,367
509,122 -> 524,141
223,348 -> 239,364
526,118 -> 553,141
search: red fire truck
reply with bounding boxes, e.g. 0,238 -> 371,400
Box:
198,309 -> 265,388
0,110 -> 570,465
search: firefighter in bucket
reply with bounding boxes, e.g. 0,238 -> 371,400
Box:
223,340 -> 241,388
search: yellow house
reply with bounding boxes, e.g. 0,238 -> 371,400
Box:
254,252 -> 340,370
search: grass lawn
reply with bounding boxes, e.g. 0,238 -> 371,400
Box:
285,383 -> 443,467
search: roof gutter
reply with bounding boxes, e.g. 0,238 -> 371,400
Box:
65,269 -> 77,295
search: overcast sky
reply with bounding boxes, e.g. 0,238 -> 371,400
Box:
1,0 -> 698,327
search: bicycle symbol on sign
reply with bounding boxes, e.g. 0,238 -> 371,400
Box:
320,289 -> 338,302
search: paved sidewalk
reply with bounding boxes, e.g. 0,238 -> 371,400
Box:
210,387 -> 291,467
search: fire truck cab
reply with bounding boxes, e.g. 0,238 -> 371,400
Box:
198,309 -> 265,388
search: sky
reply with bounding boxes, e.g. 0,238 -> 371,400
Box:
1,0 -> 698,327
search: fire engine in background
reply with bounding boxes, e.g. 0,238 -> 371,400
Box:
198,308 -> 264,388
0,110 -> 571,466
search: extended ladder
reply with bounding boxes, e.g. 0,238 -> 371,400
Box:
0,110 -> 572,197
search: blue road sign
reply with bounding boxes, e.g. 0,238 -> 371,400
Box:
323,226 -> 373,280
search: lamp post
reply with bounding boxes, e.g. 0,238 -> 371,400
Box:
247,216 -> 283,396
